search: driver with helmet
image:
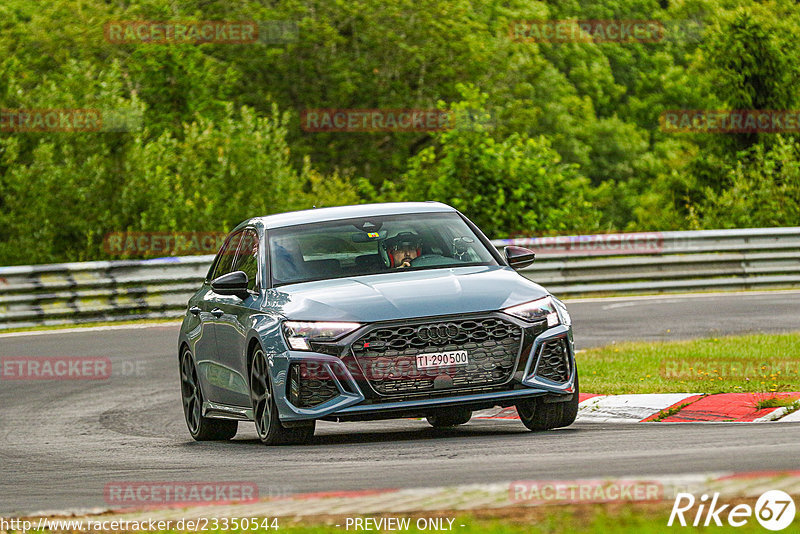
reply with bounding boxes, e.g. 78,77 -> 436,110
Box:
381,231 -> 423,269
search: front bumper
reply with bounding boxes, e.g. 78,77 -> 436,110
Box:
270,317 -> 576,422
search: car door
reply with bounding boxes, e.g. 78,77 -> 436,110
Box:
185,281 -> 219,395
209,228 -> 261,407
197,230 -> 244,406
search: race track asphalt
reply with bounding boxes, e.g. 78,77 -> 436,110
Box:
1,290 -> 798,515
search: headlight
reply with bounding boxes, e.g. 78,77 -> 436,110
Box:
552,297 -> 572,326
503,296 -> 562,327
282,321 -> 362,351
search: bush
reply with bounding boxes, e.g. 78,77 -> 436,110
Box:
392,94 -> 600,239
0,102 -> 350,264
694,138 -> 800,229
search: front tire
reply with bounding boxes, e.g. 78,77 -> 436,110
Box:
250,347 -> 315,445
180,348 -> 238,441
426,407 -> 472,428
516,373 -> 579,431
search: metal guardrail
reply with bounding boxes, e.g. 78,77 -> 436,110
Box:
0,256 -> 215,330
1,227 -> 799,330
498,227 -> 800,295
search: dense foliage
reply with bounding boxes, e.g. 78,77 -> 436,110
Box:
1,0 -> 798,264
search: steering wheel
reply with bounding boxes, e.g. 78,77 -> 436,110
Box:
409,254 -> 446,267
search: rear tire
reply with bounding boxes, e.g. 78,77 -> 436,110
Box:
426,407 -> 473,428
180,348 -> 238,441
516,373 -> 579,431
250,347 -> 315,445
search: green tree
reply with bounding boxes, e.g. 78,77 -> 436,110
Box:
694,137 -> 800,229
393,91 -> 600,239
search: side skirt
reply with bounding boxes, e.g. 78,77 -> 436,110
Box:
202,401 -> 253,421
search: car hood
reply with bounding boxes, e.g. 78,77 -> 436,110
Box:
268,265 -> 549,322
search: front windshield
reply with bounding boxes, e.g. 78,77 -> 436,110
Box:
268,212 -> 498,286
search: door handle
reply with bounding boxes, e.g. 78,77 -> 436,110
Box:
210,308 -> 224,318
189,306 -> 201,316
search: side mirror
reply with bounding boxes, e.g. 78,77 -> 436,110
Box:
505,246 -> 536,270
211,271 -> 251,300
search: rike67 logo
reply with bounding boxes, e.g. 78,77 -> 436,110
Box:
669,490 -> 796,531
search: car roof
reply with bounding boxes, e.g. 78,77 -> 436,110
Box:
241,201 -> 457,230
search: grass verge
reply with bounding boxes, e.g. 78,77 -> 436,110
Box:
648,399 -> 703,422
754,396 -> 799,410
578,332 -> 800,395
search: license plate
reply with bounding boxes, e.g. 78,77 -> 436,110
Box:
416,350 -> 469,369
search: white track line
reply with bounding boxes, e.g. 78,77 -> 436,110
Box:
0,321 -> 181,339
564,289 -> 800,304
577,393 -> 700,423
776,409 -> 800,422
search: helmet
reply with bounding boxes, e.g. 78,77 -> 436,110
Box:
380,231 -> 423,267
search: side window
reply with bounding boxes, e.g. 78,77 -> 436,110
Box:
210,231 -> 243,281
233,229 -> 260,291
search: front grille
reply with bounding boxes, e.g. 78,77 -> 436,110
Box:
534,338 -> 571,383
351,316 -> 523,396
290,363 -> 339,408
